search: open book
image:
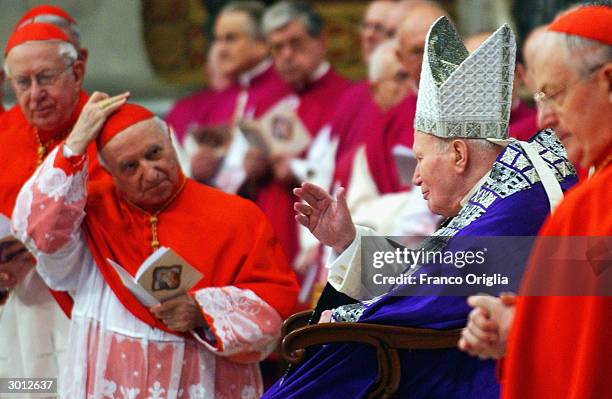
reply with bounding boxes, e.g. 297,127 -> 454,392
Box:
240,98 -> 312,157
107,247 -> 203,307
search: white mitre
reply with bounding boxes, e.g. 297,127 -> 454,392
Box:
414,17 -> 516,140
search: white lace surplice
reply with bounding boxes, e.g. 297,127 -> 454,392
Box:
12,147 -> 282,399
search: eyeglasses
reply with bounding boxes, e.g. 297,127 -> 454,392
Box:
9,61 -> 74,92
533,63 -> 603,108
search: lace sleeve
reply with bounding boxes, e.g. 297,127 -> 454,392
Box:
190,286 -> 282,362
11,145 -> 90,291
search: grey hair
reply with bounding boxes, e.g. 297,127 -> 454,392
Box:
368,39 -> 399,82
558,33 -> 612,77
58,41 -> 78,67
547,3 -> 612,76
262,0 -> 325,38
3,40 -> 78,76
221,1 -> 265,40
17,14 -> 81,45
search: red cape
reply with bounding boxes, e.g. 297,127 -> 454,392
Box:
503,158 -> 612,398
79,175 -> 299,334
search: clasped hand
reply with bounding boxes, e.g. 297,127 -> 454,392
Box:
458,293 -> 517,359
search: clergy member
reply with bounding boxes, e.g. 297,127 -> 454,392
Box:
166,1 -> 291,181
523,24 -> 588,179
263,17 -> 577,398
0,15 -> 110,385
459,5 -> 611,398
0,4 -> 86,115
333,39 -> 409,189
13,4 -> 89,62
12,97 -> 299,398
254,0 -> 351,269
362,3 -> 448,195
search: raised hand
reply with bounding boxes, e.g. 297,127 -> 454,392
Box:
293,182 -> 356,254
66,91 -> 130,154
458,293 -> 517,359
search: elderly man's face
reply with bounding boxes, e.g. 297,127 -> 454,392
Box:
268,20 -> 326,88
396,25 -> 427,92
396,6 -> 446,92
5,41 -> 83,132
360,1 -> 394,62
532,36 -> 610,167
372,52 -> 410,111
214,11 -> 266,78
412,132 -> 464,217
101,120 -> 181,211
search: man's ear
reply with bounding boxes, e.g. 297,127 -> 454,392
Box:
452,139 -> 469,173
79,48 -> 89,65
602,62 -> 612,102
71,59 -> 85,88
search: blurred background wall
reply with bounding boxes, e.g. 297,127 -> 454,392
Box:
0,0 -> 588,114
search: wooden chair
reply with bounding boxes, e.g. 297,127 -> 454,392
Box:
280,310 -> 462,399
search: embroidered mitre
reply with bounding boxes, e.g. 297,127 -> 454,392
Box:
414,17 -> 516,140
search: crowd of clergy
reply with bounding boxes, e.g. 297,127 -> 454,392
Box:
0,0 -> 609,398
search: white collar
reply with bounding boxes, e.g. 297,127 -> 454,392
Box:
238,58 -> 272,87
310,60 -> 330,83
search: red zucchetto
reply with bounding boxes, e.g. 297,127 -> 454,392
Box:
548,5 -> 612,46
97,103 -> 156,149
5,22 -> 73,56
15,5 -> 77,30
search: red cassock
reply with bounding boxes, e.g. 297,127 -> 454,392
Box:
244,64 -> 293,119
502,155 -> 612,398
165,63 -> 291,143
0,91 -> 109,315
508,99 -> 538,142
71,174 -> 300,334
365,93 -> 418,194
331,80 -> 371,158
254,68 -> 351,263
165,85 -> 240,144
330,81 -> 387,189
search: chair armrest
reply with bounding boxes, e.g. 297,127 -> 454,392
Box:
282,322 -> 461,363
281,322 -> 462,399
281,309 -> 314,338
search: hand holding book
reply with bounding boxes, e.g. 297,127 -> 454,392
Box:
107,246 -> 203,307
150,294 -> 208,333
